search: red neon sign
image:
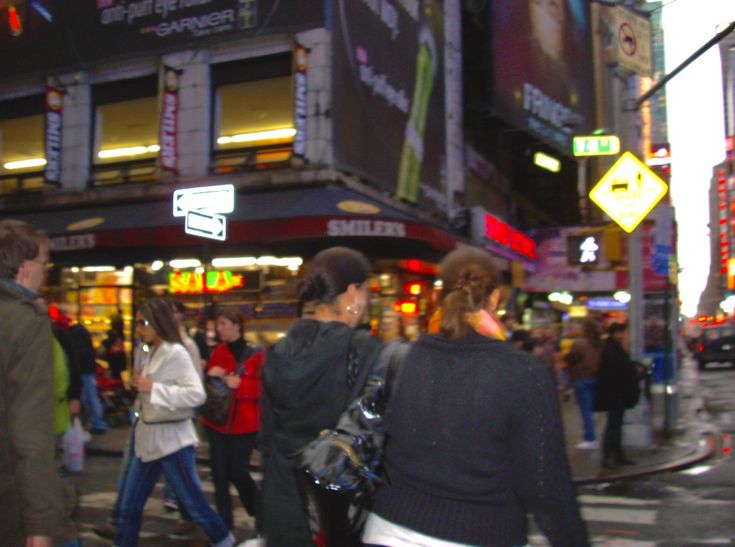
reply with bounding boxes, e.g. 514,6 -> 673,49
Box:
484,213 -> 537,260
169,271 -> 245,294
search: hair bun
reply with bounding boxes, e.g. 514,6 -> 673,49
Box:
299,273 -> 328,302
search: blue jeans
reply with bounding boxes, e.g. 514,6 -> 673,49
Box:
115,445 -> 233,547
573,379 -> 597,442
81,373 -> 108,431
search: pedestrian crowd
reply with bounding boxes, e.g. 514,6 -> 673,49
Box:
2,218 -> 645,546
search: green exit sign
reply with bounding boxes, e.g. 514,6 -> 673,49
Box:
572,135 -> 621,157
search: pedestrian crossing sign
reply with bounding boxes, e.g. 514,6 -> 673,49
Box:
589,151 -> 668,233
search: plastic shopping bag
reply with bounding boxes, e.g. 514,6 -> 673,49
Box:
62,417 -> 86,472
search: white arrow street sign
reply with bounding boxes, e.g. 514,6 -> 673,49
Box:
173,184 -> 235,217
185,210 -> 227,241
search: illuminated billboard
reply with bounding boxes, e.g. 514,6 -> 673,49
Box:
332,0 -> 446,210
492,0 -> 594,152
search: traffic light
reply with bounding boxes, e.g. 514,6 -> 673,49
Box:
567,234 -> 599,265
8,5 -> 22,36
603,227 -> 622,263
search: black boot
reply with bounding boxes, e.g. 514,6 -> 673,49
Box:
614,437 -> 635,465
601,439 -> 618,470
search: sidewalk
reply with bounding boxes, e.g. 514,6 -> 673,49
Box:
561,351 -> 715,483
87,354 -> 716,484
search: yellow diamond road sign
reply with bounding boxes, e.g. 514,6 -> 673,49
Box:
589,151 -> 668,233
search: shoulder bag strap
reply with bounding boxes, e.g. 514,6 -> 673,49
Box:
383,341 -> 410,400
346,329 -> 373,400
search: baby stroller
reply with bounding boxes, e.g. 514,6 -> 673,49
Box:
96,361 -> 135,426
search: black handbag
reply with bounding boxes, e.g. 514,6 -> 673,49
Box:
294,339 -> 409,537
201,354 -> 246,425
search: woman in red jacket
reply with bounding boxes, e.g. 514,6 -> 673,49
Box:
201,307 -> 264,530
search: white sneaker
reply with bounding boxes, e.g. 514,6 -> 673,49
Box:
576,440 -> 599,450
237,538 -> 266,547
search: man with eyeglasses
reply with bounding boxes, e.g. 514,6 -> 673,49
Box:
0,219 -> 70,546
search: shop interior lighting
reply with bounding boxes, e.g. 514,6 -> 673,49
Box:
614,291 -> 632,304
81,265 -> 115,272
97,144 -> 160,159
151,260 -> 164,271
195,267 -> 205,274
548,291 -> 573,305
217,128 -> 296,146
4,158 -> 47,170
433,279 -> 443,288
212,256 -> 303,270
169,259 -> 202,269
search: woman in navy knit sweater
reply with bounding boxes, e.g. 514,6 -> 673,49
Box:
363,246 -> 589,547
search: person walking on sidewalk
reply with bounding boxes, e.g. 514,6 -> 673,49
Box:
596,322 -> 641,469
0,219 -> 73,546
68,320 -> 108,433
362,246 -> 589,547
201,307 -> 264,530
565,318 -> 602,450
115,298 -> 233,547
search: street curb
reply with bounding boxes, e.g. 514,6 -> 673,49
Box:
572,431 -> 716,485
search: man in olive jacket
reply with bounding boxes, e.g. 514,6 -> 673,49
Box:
0,219 -> 65,546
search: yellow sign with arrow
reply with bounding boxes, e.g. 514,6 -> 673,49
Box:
589,151 -> 668,233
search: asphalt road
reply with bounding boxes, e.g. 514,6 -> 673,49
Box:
529,363 -> 735,546
68,362 -> 735,546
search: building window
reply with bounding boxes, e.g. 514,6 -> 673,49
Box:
211,53 -> 294,173
0,94 -> 50,194
92,75 -> 159,186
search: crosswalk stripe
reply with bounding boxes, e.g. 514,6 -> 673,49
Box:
581,506 -> 658,525
578,495 -> 660,506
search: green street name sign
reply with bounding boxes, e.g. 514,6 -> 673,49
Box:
572,135 -> 621,157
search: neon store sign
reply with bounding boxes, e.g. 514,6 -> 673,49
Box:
484,213 -> 537,260
169,271 -> 245,294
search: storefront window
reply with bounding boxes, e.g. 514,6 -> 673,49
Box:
136,255 -> 303,348
49,266 -> 134,356
0,94 -> 49,194
211,53 -> 294,173
92,75 -> 159,186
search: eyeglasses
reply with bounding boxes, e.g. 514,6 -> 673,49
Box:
29,257 -> 52,270
136,319 -> 150,327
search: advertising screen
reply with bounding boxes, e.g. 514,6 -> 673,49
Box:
492,0 -> 594,153
332,0 -> 446,211
0,0 -> 324,81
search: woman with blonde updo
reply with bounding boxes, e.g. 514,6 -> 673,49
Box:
362,246 -> 589,547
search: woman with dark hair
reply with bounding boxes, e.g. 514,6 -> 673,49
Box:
259,246 -> 383,546
115,298 -> 233,547
100,312 -> 127,379
201,307 -> 264,530
362,246 -> 589,547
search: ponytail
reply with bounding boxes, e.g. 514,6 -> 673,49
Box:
438,247 -> 499,340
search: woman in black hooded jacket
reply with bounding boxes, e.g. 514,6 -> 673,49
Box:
259,247 -> 382,546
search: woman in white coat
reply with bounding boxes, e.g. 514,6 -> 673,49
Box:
114,298 -> 234,547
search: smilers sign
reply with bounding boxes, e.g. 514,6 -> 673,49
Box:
327,219 -> 407,238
